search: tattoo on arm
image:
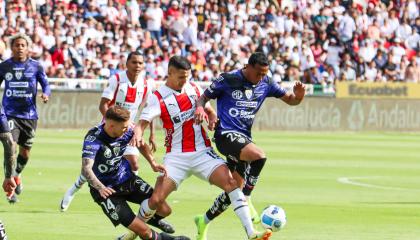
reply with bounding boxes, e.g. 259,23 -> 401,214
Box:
1,133 -> 15,178
81,158 -> 105,191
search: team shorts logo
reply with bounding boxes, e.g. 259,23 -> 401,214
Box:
5,72 -> 13,81
15,71 -> 22,80
245,89 -> 253,99
232,90 -> 243,100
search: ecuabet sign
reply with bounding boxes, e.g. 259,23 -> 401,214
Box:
336,82 -> 420,99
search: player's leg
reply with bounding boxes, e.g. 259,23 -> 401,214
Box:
208,163 -> 271,240
60,174 -> 87,211
12,118 -> 37,196
239,143 -> 267,223
126,175 -> 175,234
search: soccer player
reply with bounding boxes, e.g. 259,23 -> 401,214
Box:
193,52 -> 305,240
60,51 -> 173,233
0,33 -> 50,203
82,106 -> 189,240
123,56 -> 271,240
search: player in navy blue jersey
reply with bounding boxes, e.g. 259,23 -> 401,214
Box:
194,52 -> 305,240
83,106 -> 189,240
1,105 -> 16,203
0,33 -> 50,203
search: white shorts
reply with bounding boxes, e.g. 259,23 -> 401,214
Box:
123,145 -> 140,156
163,148 -> 225,189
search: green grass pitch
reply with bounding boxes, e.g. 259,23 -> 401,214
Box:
0,129 -> 419,240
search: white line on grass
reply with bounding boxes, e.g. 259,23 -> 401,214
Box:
337,176 -> 420,191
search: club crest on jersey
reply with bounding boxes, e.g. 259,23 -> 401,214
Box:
104,147 -> 112,158
244,89 -> 253,100
113,146 -> 121,156
15,71 -> 22,80
232,90 -> 243,100
5,72 -> 13,81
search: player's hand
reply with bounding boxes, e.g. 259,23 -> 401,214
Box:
293,81 -> 306,100
207,112 -> 218,131
40,93 -> 49,103
129,124 -> 144,147
194,106 -> 208,125
3,177 -> 16,194
149,136 -> 157,153
99,187 -> 115,199
150,161 -> 167,177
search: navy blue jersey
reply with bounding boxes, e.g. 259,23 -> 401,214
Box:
204,69 -> 286,138
82,124 -> 134,187
0,58 -> 51,119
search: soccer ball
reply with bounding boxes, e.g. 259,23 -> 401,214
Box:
260,205 -> 287,232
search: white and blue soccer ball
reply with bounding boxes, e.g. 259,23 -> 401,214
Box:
260,205 -> 287,232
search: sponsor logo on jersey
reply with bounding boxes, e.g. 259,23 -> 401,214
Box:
232,90 -> 243,100
236,101 -> 258,108
85,135 -> 96,142
106,156 -> 121,166
15,71 -> 22,80
5,72 -> 13,81
244,89 -> 253,99
9,82 -> 29,88
228,108 -> 255,119
5,90 -> 12,97
172,108 -> 195,124
5,90 -> 32,98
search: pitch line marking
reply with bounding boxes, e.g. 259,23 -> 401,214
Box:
337,176 -> 420,191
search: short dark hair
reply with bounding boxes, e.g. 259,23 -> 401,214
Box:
126,51 -> 144,63
105,106 -> 130,122
168,55 -> 191,70
248,52 -> 269,67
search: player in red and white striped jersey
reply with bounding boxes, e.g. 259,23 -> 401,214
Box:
60,52 -> 175,234
120,56 -> 272,240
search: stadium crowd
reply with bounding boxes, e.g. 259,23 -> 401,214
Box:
0,0 -> 419,90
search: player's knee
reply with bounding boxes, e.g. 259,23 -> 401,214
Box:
224,177 -> 239,192
248,149 -> 265,160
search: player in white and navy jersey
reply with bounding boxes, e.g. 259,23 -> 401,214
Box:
82,106 -> 189,240
193,52 -> 305,240
60,52 -> 174,233
119,56 -> 272,240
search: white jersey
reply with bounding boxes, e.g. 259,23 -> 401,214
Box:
102,71 -> 155,121
140,82 -> 211,153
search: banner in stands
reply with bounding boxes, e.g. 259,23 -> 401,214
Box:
8,91 -> 419,131
336,82 -> 420,99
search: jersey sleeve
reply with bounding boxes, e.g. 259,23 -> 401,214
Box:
203,76 -> 226,99
140,93 -> 161,122
37,64 -> 51,96
267,78 -> 287,98
101,75 -> 118,100
81,135 -> 101,159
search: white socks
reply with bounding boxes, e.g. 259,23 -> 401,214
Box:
70,175 -> 87,194
139,199 -> 156,222
228,188 -> 254,236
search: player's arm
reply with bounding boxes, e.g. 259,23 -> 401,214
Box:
138,140 -> 166,177
148,120 -> 157,152
99,97 -> 112,117
280,82 -> 305,106
81,157 -> 115,198
2,133 -> 16,193
194,77 -> 224,126
36,64 -> 51,103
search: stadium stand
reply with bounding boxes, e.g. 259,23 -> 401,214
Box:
0,0 -> 418,94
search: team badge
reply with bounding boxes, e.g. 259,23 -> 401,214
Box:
244,89 -> 253,100
5,72 -> 13,81
113,146 -> 120,156
232,90 -> 243,100
15,71 -> 22,80
104,147 -> 112,158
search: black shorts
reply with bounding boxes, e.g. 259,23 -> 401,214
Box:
214,131 -> 252,178
7,117 -> 37,148
90,175 -> 154,227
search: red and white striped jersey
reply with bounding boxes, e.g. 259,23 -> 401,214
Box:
102,71 -> 155,122
140,82 -> 212,153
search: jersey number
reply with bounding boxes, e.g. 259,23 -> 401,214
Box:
7,120 -> 14,130
100,199 -> 116,214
